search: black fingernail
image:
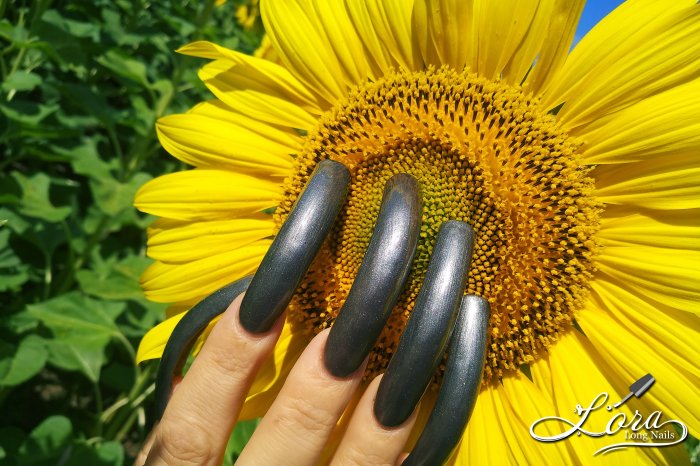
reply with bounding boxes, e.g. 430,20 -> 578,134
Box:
403,295 -> 490,466
324,174 -> 422,377
374,221 -> 474,427
239,159 -> 350,333
155,275 -> 253,420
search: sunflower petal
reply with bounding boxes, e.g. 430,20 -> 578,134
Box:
543,0 -> 700,129
260,0 -> 349,105
134,169 -> 281,221
136,312 -> 186,363
596,246 -> 700,313
531,331 -> 679,464
147,216 -> 275,263
599,206 -> 700,251
525,0 -> 585,95
578,80 -> 700,165
198,60 -> 319,129
577,302 -> 700,438
413,0 -> 475,71
586,279 -> 700,378
179,40 -> 322,124
458,377 -> 572,465
347,0 -> 421,73
141,240 -> 270,303
157,102 -> 296,177
473,0 -> 539,80
240,323 -> 310,419
595,154 -> 700,210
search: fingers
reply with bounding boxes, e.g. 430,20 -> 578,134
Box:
145,294 -> 283,466
154,276 -> 253,420
240,159 -> 350,333
402,296 -> 490,466
374,220 -> 474,427
237,330 -> 365,466
331,376 -> 418,466
325,173 -> 422,377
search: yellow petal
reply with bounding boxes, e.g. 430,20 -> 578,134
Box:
543,0 -> 700,129
524,0 -> 585,95
598,206 -> 700,251
147,215 -> 275,263
199,60 -> 319,130
596,245 -> 700,313
586,278 -> 700,379
346,0 -> 421,73
240,324 -> 310,419
595,154 -> 700,210
136,312 -> 186,362
157,103 -> 296,177
578,80 -> 700,165
472,0 -> 539,80
260,0 -> 348,105
531,331 -> 678,464
577,301 -> 700,438
141,239 -> 270,303
413,0 -> 475,71
134,169 -> 281,221
458,376 -> 572,465
179,40 -> 322,125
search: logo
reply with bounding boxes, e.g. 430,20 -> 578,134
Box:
529,374 -> 688,455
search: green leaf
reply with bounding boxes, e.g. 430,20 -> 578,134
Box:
9,172 -> 71,222
76,254 -> 151,300
27,293 -> 125,382
0,335 -> 48,386
41,10 -> 100,40
0,426 -> 26,464
27,292 -> 125,339
45,336 -> 107,383
0,228 -> 30,292
64,441 -> 124,466
224,419 -> 260,465
90,172 -> 151,217
96,49 -> 150,88
2,71 -> 42,93
17,416 -> 72,466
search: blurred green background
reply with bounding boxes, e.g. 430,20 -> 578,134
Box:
0,1 -> 262,463
0,1 -> 698,465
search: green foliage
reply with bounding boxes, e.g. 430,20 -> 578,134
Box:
0,0 -> 263,463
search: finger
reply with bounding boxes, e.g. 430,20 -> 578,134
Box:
134,427 -> 157,466
402,296 -> 490,466
374,220 -> 474,427
331,376 -> 418,466
325,173 -> 422,377
240,159 -> 350,333
146,293 -> 283,466
154,276 -> 252,420
237,330 -> 364,466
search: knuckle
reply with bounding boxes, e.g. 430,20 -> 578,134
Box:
155,416 -> 216,465
274,393 -> 338,434
336,444 -> 394,466
205,343 -> 251,378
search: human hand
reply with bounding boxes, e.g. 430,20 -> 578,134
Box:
137,160 -> 490,465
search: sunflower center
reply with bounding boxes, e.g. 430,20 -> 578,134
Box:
275,67 -> 600,384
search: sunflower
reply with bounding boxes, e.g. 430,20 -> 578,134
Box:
134,0 -> 700,463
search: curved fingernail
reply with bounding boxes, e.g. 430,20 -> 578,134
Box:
154,275 -> 253,420
324,174 -> 422,377
403,295 -> 490,466
240,159 -> 350,333
374,221 -> 474,427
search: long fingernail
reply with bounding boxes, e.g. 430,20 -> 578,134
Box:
240,159 -> 350,333
403,295 -> 490,466
374,221 -> 474,427
324,174 -> 422,377
155,275 -> 253,420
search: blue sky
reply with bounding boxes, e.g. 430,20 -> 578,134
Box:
573,0 -> 626,44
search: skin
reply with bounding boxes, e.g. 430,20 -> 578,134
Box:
136,293 -> 417,466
